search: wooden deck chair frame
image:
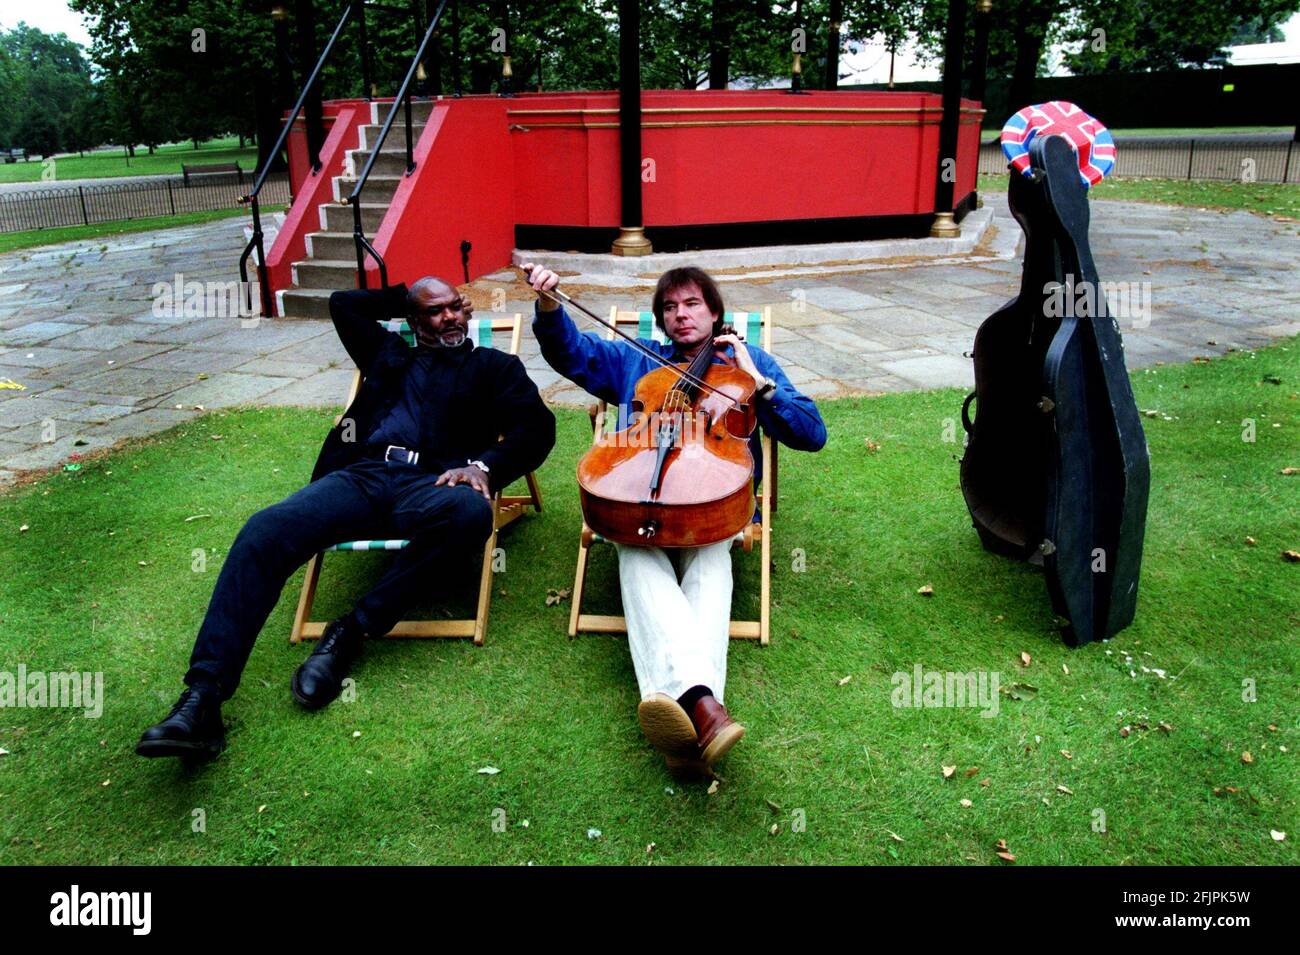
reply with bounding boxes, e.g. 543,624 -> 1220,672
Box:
567,306 -> 778,645
290,313 -> 542,647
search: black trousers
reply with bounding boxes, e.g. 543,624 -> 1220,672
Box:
185,459 -> 494,699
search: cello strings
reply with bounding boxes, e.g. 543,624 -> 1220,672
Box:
525,272 -> 743,409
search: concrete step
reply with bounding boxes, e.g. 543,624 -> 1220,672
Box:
278,287 -> 335,321
370,99 -> 435,126
333,174 -> 403,204
320,201 -> 388,233
292,258 -> 359,290
306,231 -> 361,261
356,123 -> 427,153
347,149 -> 411,178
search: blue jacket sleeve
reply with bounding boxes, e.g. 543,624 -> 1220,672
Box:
749,346 -> 827,452
531,301 -> 628,404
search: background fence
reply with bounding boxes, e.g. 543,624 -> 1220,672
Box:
978,135 -> 1298,183
0,172 -> 291,234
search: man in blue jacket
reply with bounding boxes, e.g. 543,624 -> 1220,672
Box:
136,277 -> 556,759
524,262 -> 826,777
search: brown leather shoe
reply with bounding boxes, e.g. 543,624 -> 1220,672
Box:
691,695 -> 745,767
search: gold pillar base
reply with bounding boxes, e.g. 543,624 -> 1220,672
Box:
610,226 -> 653,256
929,212 -> 960,238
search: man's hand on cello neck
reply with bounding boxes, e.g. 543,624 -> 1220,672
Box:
521,262 -> 561,312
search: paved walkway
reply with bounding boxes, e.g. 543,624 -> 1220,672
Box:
1,196 -> 1297,487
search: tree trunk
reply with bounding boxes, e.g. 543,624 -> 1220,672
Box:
1007,5 -> 1052,112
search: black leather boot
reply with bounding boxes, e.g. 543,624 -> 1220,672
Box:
136,682 -> 225,759
291,617 -> 365,710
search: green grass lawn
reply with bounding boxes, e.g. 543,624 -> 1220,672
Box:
978,173 -> 1300,219
0,342 -> 1296,865
0,206 -> 286,256
0,138 -> 262,185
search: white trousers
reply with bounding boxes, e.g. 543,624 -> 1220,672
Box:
614,539 -> 734,704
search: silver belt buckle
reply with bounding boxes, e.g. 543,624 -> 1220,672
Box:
384,444 -> 418,466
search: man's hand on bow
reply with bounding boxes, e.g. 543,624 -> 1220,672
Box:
521,261 -> 561,312
435,466 -> 492,501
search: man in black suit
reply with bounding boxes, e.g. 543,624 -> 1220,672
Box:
136,277 -> 556,759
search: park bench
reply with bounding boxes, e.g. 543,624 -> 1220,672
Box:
181,161 -> 243,186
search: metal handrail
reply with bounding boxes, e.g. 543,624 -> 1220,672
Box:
349,0 -> 449,290
239,0 -> 360,318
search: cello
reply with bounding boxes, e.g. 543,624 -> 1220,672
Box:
530,277 -> 759,548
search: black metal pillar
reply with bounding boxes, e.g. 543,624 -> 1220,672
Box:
825,0 -> 842,90
294,0 -> 324,170
930,0 -> 967,238
452,0 -> 462,97
611,0 -> 651,255
355,0 -> 372,99
788,0 -> 806,94
497,0 -> 513,97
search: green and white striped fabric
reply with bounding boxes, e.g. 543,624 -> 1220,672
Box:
326,540 -> 410,551
377,318 -> 494,349
627,311 -> 763,348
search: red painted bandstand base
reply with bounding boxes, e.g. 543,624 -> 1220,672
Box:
273,89 -> 983,295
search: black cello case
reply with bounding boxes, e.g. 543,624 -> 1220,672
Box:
960,134 -> 1150,646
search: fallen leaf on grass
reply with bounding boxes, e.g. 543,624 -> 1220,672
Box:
1062,663 -> 1070,675
996,851 -> 1017,862
257,805 -> 267,814
964,766 -> 980,777
1241,752 -> 1254,764
769,824 -> 779,835
1283,551 -> 1300,563
837,675 -> 852,686
941,765 -> 956,779
477,766 -> 500,775
1157,721 -> 1174,733
1271,830 -> 1286,842
1060,750 -> 1072,760
960,799 -> 973,808
587,828 -> 602,839
184,514 -> 211,523
886,830 -> 904,843
1245,536 -> 1257,546
1056,785 -> 1074,795
864,439 -> 881,452
646,843 -> 656,854
1019,651 -> 1032,667
1282,467 -> 1299,476
917,584 -> 934,596
545,587 -> 571,606
979,778 -> 990,787
707,780 -> 719,795
101,779 -> 110,787
0,748 -> 9,757
19,525 -> 28,533
1004,682 -> 1038,701
1119,726 -> 1131,738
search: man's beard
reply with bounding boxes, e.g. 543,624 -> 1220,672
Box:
436,325 -> 467,347
417,321 -> 467,348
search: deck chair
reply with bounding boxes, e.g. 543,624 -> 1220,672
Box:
290,314 -> 543,647
567,306 -> 779,645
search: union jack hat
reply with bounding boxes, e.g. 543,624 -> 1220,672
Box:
1000,101 -> 1116,187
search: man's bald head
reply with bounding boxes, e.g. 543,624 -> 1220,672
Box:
406,275 -> 471,348
407,275 -> 455,310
